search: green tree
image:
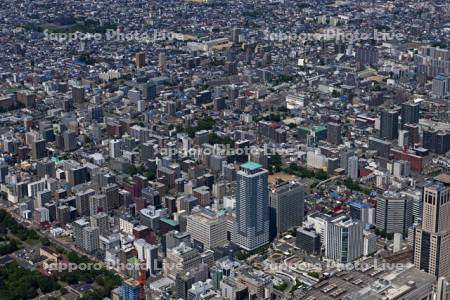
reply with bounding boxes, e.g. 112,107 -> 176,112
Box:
269,154 -> 283,173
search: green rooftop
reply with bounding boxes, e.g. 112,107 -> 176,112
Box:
241,161 -> 262,171
313,126 -> 327,132
127,256 -> 139,265
51,156 -> 65,165
160,217 -> 178,226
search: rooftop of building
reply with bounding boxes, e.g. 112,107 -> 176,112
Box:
240,161 -> 262,171
434,173 -> 450,184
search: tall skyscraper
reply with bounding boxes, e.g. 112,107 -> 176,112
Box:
122,278 -> 142,300
234,162 -> 269,251
376,193 -> 413,236
340,149 -> 355,174
355,44 -> 379,67
63,131 -> 78,152
36,159 -> 56,178
401,102 -> 420,127
269,182 -> 304,240
349,201 -> 373,226
89,194 -> 108,215
31,139 -> 47,160
231,27 -> 241,44
65,163 -> 88,186
73,218 -> 90,248
90,212 -> 109,236
423,129 -> 437,151
135,52 -> 145,68
235,140 -> 250,164
158,51 -> 166,70
432,74 -> 450,98
348,155 -> 359,180
82,226 -> 100,253
109,139 -> 122,158
186,207 -> 227,250
0,162 -> 8,183
326,216 -> 363,263
327,122 -> 342,145
380,109 -> 399,140
72,85 -> 85,103
414,174 -> 450,278
76,188 -> 95,216
141,83 -> 156,101
134,239 -> 159,275
423,130 -> 450,154
436,132 -> 450,154
398,130 -> 409,148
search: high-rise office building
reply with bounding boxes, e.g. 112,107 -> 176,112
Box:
63,131 -> 78,152
73,218 -> 90,248
165,243 -> 202,278
398,130 -> 409,148
355,44 -> 379,67
35,189 -> 52,209
103,183 -> 120,211
368,137 -> 391,158
327,122 -> 342,145
380,109 -> 400,140
82,226 -> 100,253
186,207 -> 227,250
414,174 -> 450,278
109,139 -> 122,158
348,155 -> 359,180
89,105 -> 103,122
90,212 -> 109,236
269,182 -> 304,240
158,51 -> 166,70
31,139 -> 47,160
135,52 -> 145,68
401,102 -> 420,127
436,132 -> 450,154
65,164 -> 88,186
349,201 -> 374,226
72,85 -> 85,103
76,188 -> 95,216
141,83 -> 156,101
122,278 -> 142,300
57,205 -> 71,225
393,160 -> 411,178
36,159 -> 56,178
28,178 -> 47,198
423,129 -> 437,151
363,231 -> 378,256
234,162 -> 269,251
142,187 -> 161,208
231,28 -> 241,44
235,140 -> 250,164
432,74 -> 450,98
340,149 -> 355,174
89,194 -> 108,215
376,193 -> 413,236
404,123 -> 421,145
134,239 -> 159,275
326,216 -> 363,263
423,130 -> 450,154
296,228 -> 321,254
0,163 -> 8,183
